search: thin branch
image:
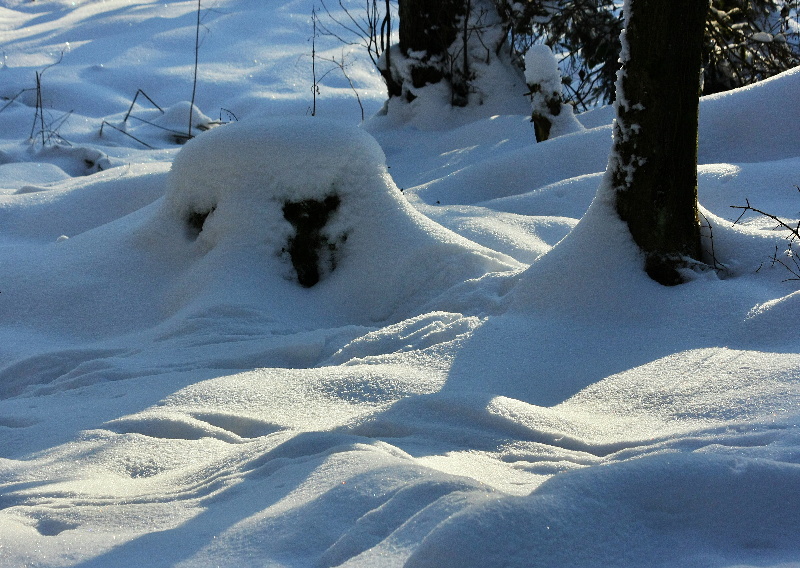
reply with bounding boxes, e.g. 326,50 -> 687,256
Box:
43,109 -> 73,146
127,114 -> 191,136
0,88 -> 34,115
123,89 -> 165,123
317,53 -> 365,121
219,107 -> 237,121
699,211 -> 722,271
766,244 -> 800,281
30,71 -> 46,145
188,0 -> 202,138
731,195 -> 800,281
99,120 -> 155,149
311,6 -> 319,116
730,199 -> 800,240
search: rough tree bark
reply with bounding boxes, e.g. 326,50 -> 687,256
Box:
399,1 -> 464,59
397,0 -> 469,103
610,0 -> 709,285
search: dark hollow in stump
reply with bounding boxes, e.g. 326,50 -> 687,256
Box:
186,207 -> 215,239
282,195 -> 341,287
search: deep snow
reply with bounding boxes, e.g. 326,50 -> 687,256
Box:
1,1 -> 799,567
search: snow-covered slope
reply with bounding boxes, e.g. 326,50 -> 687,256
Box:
1,2 -> 799,567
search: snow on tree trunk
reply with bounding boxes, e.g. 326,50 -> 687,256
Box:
610,0 -> 709,285
390,0 -> 468,105
400,1 -> 466,98
381,0 -> 525,110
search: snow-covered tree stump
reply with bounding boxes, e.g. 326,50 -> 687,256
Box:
157,117 -> 516,320
524,45 -> 584,142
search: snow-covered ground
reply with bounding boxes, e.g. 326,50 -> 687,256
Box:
1,1 -> 799,566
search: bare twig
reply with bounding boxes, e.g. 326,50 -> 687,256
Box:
99,120 -> 155,149
123,89 -> 165,122
699,211 -> 723,271
318,0 -> 390,68
317,52 -> 365,120
731,193 -> 800,280
24,51 -> 65,146
42,109 -> 73,146
311,6 -> 320,116
127,115 -> 195,135
188,0 -> 201,138
762,243 -> 800,281
30,71 -> 46,145
219,107 -> 237,122
0,88 -> 34,115
730,198 -> 800,240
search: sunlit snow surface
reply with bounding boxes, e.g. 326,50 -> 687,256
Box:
1,1 -> 800,567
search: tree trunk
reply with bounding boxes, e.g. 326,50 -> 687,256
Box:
399,1 -> 464,57
610,0 -> 709,285
398,0 -> 467,98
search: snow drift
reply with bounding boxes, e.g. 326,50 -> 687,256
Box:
1,2 -> 799,567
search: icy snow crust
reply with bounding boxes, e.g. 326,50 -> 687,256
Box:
1,1 -> 800,567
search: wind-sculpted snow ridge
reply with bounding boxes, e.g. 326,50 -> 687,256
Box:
2,346 -> 798,567
405,452 -> 800,568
